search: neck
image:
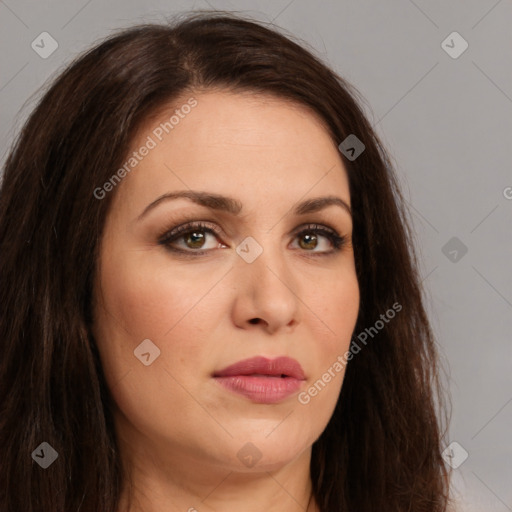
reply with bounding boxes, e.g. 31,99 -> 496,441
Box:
115,423 -> 319,512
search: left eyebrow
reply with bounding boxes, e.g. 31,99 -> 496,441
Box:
293,195 -> 352,217
136,190 -> 351,221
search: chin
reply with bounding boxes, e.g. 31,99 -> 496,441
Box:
223,434 -> 312,473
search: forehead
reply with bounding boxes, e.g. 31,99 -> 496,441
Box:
113,90 -> 350,215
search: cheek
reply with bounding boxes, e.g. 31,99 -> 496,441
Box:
92,253 -> 222,430
303,267 -> 359,401
308,267 -> 360,346
94,250 -> 227,380
98,253 -> 205,340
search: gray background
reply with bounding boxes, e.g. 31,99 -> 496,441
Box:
1,0 -> 511,510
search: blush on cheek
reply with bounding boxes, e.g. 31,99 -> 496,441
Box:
99,263 -> 175,337
103,270 -> 223,365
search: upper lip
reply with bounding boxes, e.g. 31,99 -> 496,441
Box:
213,356 -> 305,380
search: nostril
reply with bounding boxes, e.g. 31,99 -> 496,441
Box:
249,318 -> 260,324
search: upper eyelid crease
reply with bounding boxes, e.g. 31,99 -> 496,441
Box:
162,221 -> 338,239
137,190 -> 352,222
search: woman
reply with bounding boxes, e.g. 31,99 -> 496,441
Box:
0,10 -> 453,512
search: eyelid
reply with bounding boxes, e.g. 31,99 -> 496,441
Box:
157,220 -> 222,245
292,222 -> 336,236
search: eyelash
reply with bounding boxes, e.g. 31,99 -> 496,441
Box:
158,221 -> 347,257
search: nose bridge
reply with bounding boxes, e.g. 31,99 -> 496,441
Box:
236,231 -> 290,288
232,231 -> 301,330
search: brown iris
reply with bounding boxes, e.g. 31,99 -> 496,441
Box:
298,233 -> 318,250
184,232 -> 206,249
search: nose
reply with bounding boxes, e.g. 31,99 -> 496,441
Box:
230,239 -> 301,335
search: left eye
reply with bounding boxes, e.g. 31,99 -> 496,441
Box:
292,229 -> 335,252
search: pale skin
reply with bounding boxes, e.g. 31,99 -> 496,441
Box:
91,89 -> 360,512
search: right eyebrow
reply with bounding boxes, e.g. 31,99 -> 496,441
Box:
137,190 -> 243,221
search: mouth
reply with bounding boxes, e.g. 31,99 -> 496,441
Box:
212,356 -> 306,403
212,355 -> 306,380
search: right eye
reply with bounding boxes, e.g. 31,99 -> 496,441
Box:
158,221 -> 227,255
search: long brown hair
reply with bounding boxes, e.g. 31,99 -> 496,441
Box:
0,10 -> 452,511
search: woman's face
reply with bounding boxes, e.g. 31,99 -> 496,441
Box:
92,90 -> 360,474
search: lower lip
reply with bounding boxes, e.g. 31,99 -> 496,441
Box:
213,375 -> 304,403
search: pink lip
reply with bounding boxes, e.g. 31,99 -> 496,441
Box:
212,356 -> 306,404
